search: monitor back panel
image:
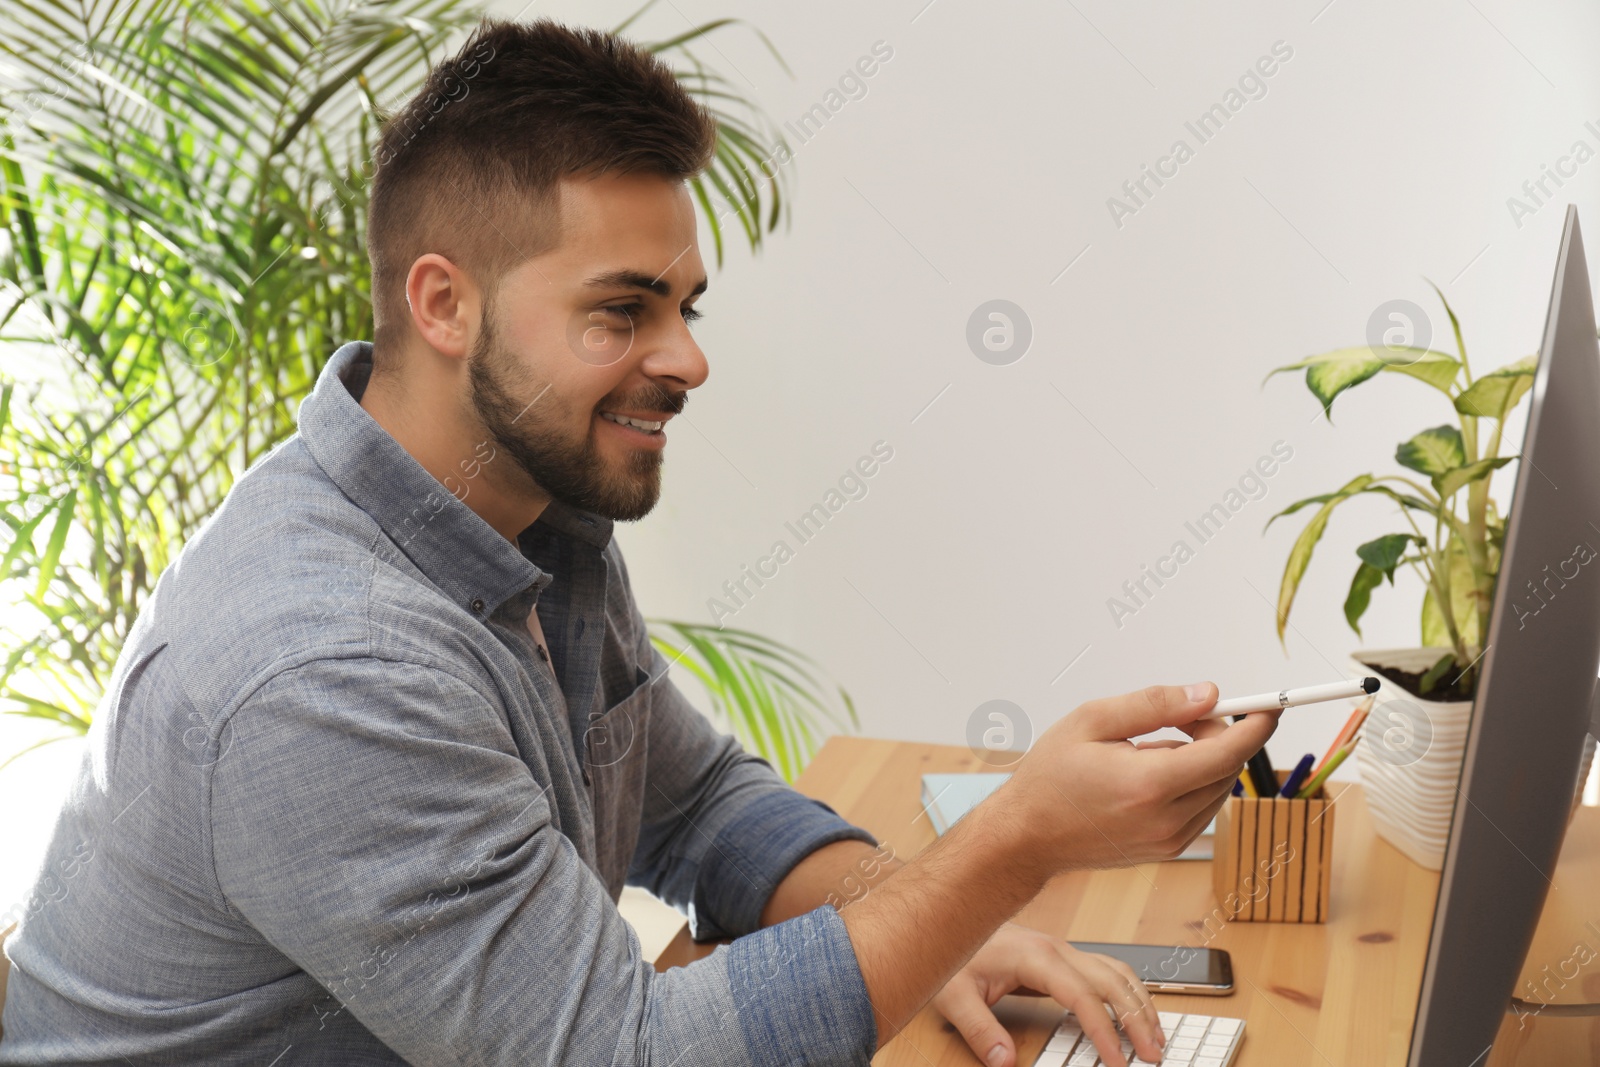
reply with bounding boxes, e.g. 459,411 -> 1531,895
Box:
1410,206 -> 1600,1064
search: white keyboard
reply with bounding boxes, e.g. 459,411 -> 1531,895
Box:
1031,1009 -> 1245,1067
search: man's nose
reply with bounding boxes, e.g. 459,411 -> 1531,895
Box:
644,318 -> 709,392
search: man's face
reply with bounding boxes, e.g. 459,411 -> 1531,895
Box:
466,172 -> 708,522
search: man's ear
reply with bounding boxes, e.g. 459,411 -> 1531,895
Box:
404,253 -> 481,360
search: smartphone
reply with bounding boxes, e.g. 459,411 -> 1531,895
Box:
1068,941 -> 1234,995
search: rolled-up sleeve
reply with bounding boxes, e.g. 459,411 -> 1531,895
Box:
624,641 -> 878,942
208,655 -> 877,1066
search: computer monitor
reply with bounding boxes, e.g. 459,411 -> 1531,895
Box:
1408,205 -> 1600,1064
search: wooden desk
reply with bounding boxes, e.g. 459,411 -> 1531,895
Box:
655,737 -> 1600,1065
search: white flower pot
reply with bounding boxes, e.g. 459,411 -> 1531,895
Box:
1349,648 -> 1476,871
1350,648 -> 1599,871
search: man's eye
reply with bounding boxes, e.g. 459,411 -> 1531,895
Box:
682,306 -> 703,324
602,304 -> 642,322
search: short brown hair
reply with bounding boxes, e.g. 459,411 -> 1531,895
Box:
365,17 -> 717,362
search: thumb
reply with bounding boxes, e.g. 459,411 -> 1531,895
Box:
935,980 -> 1015,1067
1074,681 -> 1216,742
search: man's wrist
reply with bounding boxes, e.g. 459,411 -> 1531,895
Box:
835,778 -> 1055,1047
963,774 -> 1057,894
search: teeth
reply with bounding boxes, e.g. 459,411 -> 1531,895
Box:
600,411 -> 663,433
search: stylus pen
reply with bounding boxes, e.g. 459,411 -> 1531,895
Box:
1200,677 -> 1380,720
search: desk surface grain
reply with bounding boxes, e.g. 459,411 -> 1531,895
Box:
654,736 -> 1600,1065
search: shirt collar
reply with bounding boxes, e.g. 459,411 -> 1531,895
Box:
297,340 -> 615,619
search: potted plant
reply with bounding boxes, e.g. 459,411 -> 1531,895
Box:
1263,284 -> 1594,869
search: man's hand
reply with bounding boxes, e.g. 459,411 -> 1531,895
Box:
933,923 -> 1162,1067
999,682 -> 1280,877
837,682 -> 1279,1052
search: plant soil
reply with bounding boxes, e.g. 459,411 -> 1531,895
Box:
1368,660 -> 1476,704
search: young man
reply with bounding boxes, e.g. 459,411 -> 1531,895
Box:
0,18 -> 1277,1067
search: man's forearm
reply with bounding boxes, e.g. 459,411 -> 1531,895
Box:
766,788 -> 1049,1051
760,838 -> 905,927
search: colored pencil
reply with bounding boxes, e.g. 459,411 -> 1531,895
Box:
1296,733 -> 1362,799
1310,696 -> 1375,779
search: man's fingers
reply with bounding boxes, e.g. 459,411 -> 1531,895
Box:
1060,996 -> 1127,1067
1024,957 -> 1138,1067
1073,682 -> 1218,742
1079,953 -> 1164,1063
1176,715 -> 1230,742
1174,763 -> 1246,810
1169,778 -> 1234,847
1151,710 -> 1281,787
933,980 -> 1014,1067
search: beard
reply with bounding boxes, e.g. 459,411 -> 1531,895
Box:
466,306 -> 682,523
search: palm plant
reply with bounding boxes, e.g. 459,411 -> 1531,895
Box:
1264,285 -> 1533,700
648,621 -> 858,781
0,0 -> 844,778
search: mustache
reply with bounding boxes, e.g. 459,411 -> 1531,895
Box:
599,382 -> 688,416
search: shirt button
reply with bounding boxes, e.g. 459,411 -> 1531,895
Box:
471,598 -> 485,613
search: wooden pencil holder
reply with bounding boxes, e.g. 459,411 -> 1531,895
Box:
1211,770 -> 1335,923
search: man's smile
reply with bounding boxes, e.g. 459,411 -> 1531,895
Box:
596,409 -> 669,448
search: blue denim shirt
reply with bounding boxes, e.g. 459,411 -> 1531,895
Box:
0,340 -> 879,1065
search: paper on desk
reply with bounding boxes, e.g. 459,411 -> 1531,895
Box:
919,773 -> 1215,860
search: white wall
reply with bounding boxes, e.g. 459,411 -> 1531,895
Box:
2,0 -> 1593,920
2,0 -> 1590,939
493,0 -> 1600,776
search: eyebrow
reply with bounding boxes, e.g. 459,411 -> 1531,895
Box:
584,269 -> 708,299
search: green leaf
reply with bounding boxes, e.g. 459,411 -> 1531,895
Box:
0,504 -> 50,579
1344,532 -> 1424,637
1395,425 -> 1466,478
35,489 -> 76,599
612,0 -> 664,33
1264,491 -> 1342,530
0,731 -> 79,771
1264,347 -> 1461,419
1363,481 -> 1446,517
1425,279 -> 1470,378
1,693 -> 92,732
1385,349 -> 1466,394
1418,652 -> 1456,696
1356,533 -> 1420,581
1433,455 -> 1515,500
1343,561 -> 1386,636
1272,474 -> 1373,646
1264,348 -> 1381,413
1264,480 -> 1434,531
644,618 -> 855,779
1420,536 -> 1480,651
1454,355 -> 1536,420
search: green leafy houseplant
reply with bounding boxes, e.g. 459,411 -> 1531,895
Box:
0,0 -> 846,779
647,621 -> 858,781
1264,285 -> 1534,701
